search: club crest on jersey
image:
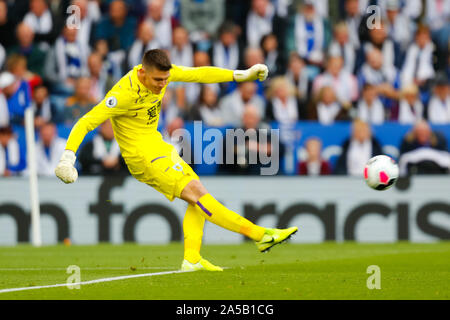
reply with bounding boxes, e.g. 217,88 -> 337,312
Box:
106,96 -> 118,108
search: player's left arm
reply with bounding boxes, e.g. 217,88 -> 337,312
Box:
168,64 -> 269,83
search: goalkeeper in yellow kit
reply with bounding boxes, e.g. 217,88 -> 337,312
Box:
55,49 -> 298,271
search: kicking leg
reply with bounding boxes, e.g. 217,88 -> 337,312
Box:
180,180 -> 298,252
180,180 -> 265,241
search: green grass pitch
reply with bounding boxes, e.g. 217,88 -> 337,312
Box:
0,242 -> 449,300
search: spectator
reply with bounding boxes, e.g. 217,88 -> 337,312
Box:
328,21 -> 357,73
0,71 -> 31,125
0,80 -> 8,127
265,76 -> 306,124
145,0 -> 172,50
158,87 -> 180,132
335,119 -> 383,175
92,39 -> 123,83
0,126 -> 21,176
212,21 -> 241,71
189,84 -> 224,127
78,119 -> 127,175
400,25 -> 436,91
30,84 -> 52,129
246,0 -> 275,48
358,47 -> 400,100
87,52 -> 115,102
383,0 -> 415,52
427,73 -> 450,124
23,0 -> 60,46
6,22 -> 46,78
219,104 -> 273,175
298,137 -> 332,175
260,33 -> 286,76
94,0 -> 137,52
180,0 -> 224,50
285,52 -> 309,105
162,117 -> 189,160
219,81 -> 265,127
395,84 -> 424,124
170,26 -> 193,67
362,19 -> 399,70
72,0 -> 101,49
63,77 -> 96,125
44,25 -> 89,95
294,0 -> 329,68
0,0 -> 17,49
127,21 -> 159,70
312,55 -> 359,108
343,0 -> 363,49
5,54 -> 42,91
378,0 -> 423,21
310,85 -> 349,125
356,83 -> 385,125
424,0 -> 450,70
35,122 -> 66,177
399,120 -> 449,175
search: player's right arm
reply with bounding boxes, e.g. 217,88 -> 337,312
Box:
55,89 -> 131,184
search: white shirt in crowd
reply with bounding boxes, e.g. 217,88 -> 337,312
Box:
23,9 -> 53,35
294,13 -> 325,63
313,70 -> 359,104
35,136 -> 67,177
146,17 -> 172,50
401,42 -> 435,86
347,138 -> 372,176
425,0 -> 450,31
357,98 -> 385,125
385,12 -> 415,51
328,40 -> 356,73
427,95 -> 450,124
271,97 -> 299,124
246,2 -> 275,47
128,39 -> 159,70
378,0 -> 423,20
212,41 -> 240,70
397,99 -> 424,124
198,105 -> 225,127
0,138 -> 20,175
317,102 -> 341,125
219,90 -> 266,127
170,45 -> 193,67
0,93 -> 9,127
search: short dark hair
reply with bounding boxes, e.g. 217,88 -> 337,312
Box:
142,49 -> 172,71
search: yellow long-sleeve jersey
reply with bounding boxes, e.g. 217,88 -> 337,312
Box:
65,64 -> 233,158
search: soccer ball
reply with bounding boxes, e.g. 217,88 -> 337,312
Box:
364,155 -> 399,191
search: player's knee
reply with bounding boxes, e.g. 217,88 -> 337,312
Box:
180,180 -> 207,204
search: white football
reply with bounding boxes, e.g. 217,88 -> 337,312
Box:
364,155 -> 399,191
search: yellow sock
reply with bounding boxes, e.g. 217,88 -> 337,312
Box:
183,203 -> 205,264
196,193 -> 265,241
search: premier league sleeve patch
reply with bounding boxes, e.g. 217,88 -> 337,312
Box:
106,96 -> 118,108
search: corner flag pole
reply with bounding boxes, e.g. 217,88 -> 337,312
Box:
24,107 -> 42,247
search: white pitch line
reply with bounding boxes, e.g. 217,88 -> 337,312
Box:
0,269 -> 191,294
0,267 -> 171,271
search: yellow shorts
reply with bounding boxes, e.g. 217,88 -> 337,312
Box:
124,136 -> 199,201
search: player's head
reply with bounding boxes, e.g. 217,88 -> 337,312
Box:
139,49 -> 172,94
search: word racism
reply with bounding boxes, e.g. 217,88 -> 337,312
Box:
169,121 -> 280,176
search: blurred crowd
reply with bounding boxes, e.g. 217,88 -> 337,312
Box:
0,0 -> 449,178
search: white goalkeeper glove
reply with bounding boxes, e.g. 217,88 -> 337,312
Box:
55,150 -> 78,184
233,64 -> 269,82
